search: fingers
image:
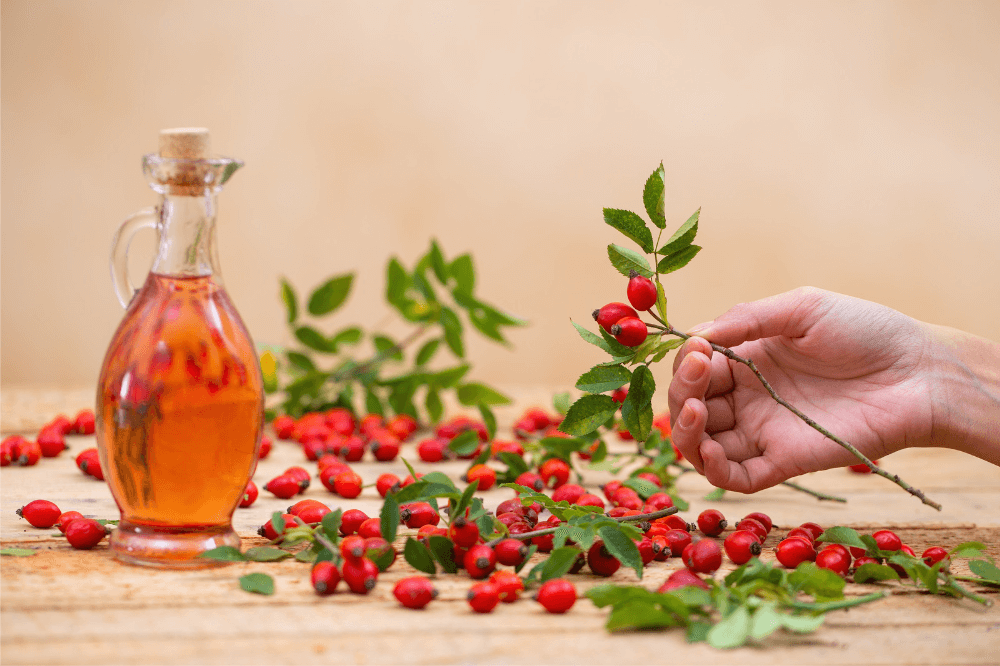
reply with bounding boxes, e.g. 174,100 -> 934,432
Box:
668,349 -> 712,437
685,287 -> 829,349
671,398 -> 710,473
700,440 -> 787,493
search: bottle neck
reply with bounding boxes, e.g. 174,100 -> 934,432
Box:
150,193 -> 223,280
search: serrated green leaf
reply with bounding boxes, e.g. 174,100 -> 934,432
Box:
607,600 -> 682,631
621,365 -> 655,442
294,326 -> 335,353
196,546 -> 249,562
598,525 -> 643,579
373,334 -> 403,361
607,243 -> 654,279
659,208 -> 700,255
621,477 -> 659,499
655,281 -> 667,323
414,338 -> 440,366
687,621 -> 713,643
403,537 -> 437,575
969,559 -> 1000,583
749,603 -> 783,640
498,452 -> 530,478
703,487 -> 727,501
816,526 -> 867,551
380,493 -> 399,544
707,605 -> 751,649
950,541 -> 987,558
428,535 -> 458,573
365,388 -> 384,417
599,327 -> 637,357
603,208 -> 654,253
307,274 -> 354,316
650,337 -> 685,363
657,244 -> 702,275
559,394 -> 620,437
321,509 -> 342,543
447,430 -> 480,456
280,278 -> 297,324
780,613 -> 825,633
244,546 -> 292,562
294,549 -> 318,563
553,392 -> 571,415
386,258 -> 409,306
642,164 -> 666,229
789,562 -> 846,599
286,350 -> 316,372
439,306 -> 464,357
450,254 -> 475,294
331,326 -> 363,351
428,240 -> 449,283
239,573 -> 274,596
454,481 -> 479,518
424,388 -> 443,423
457,382 -> 511,407
575,364 -> 631,394
572,320 -> 613,354
478,404 -> 497,440
541,547 -> 583,582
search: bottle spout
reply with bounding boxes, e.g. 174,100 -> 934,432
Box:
142,128 -> 243,195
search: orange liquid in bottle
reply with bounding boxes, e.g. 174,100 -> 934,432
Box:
96,272 -> 263,566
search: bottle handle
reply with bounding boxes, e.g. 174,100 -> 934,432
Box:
110,206 -> 160,308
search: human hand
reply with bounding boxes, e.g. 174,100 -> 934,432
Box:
667,287 -> 936,493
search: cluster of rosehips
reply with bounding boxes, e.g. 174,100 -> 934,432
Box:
591,270 -> 660,348
1,409 -> 95,467
271,409 -> 419,463
14,499 -> 109,549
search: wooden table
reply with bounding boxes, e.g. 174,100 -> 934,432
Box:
2,389 -> 998,665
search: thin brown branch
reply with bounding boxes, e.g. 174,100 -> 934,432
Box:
665,325 -> 942,511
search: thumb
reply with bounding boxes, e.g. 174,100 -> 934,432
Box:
686,287 -> 828,349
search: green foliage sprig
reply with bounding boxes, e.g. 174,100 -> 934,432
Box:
264,241 -> 525,422
558,163 -> 942,510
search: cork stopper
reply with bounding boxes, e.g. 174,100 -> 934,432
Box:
159,128 -> 210,160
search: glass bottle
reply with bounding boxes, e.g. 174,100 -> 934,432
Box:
96,128 -> 263,567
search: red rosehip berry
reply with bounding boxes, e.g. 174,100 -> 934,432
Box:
297,503 -> 333,525
611,386 -> 628,404
551,484 -> 586,504
742,512 -> 773,535
75,448 -> 104,480
464,544 -> 497,580
57,511 -> 84,533
734,518 -> 768,543
816,546 -> 852,577
658,568 -> 710,592
514,471 -> 545,492
922,546 -> 950,568
16,500 -> 62,528
239,480 -> 258,508
375,473 -> 401,498
72,409 -> 96,435
683,538 -> 723,574
609,317 -> 648,347
17,440 -> 41,466
697,509 -> 728,537
724,530 -> 762,565
853,556 -> 881,570
357,517 -> 382,540
364,537 -> 396,569
257,513 -> 296,540
776,537 -> 817,568
664,529 -> 693,558
657,515 -> 694,533
449,515 -> 481,548
592,302 -> 639,333
587,540 -> 622,577
272,415 -> 295,439
393,576 -> 437,609
465,464 -> 497,491
494,538 -> 529,567
0,436 -> 21,466
339,509 -> 370,536
311,561 -> 341,595
264,474 -> 301,499
611,487 -> 643,511
341,557 -> 379,594
626,271 -> 657,311
872,530 -> 902,553
798,522 -> 824,541
36,427 -> 67,457
535,578 -> 577,613
333,471 -> 364,499
370,437 -> 401,462
574,493 -> 605,509
400,502 -> 440,529
256,434 -> 272,459
65,518 -> 108,550
417,437 -> 450,463
467,582 -> 500,613
538,458 -> 571,489
637,537 -> 657,566
340,534 -> 367,561
488,570 -> 524,603
786,527 -> 816,545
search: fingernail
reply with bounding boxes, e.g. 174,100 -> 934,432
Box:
687,320 -> 714,335
679,404 -> 696,428
682,354 -> 705,381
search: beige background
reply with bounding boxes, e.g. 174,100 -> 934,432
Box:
2,1 -> 998,406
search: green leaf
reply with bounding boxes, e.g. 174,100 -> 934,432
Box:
749,604 -> 783,640
428,240 -> 449,283
386,258 -> 409,306
572,320 -> 614,354
321,510 -> 342,543
950,541 -> 987,558
244,547 -> 292,562
703,487 -> 727,501
286,351 -> 316,372
657,244 -> 702,275
0,548 -> 36,557
789,562 -> 846,599
280,278 -> 298,324
271,512 -> 286,537
780,613 -> 825,634
622,477 -> 659,499
553,392 -> 571,415
479,404 -> 497,440
454,481 -> 479,518
307,274 -> 354,316
621,365 -> 655,442
603,208 -> 653,253
239,573 -> 275,596
450,254 -> 475,294
650,337 -> 685,363
331,327 -> 363,351
599,327 -> 636,357
428,535 -> 458,573
598,525 -> 643,579
425,388 -> 443,423
372,334 -> 403,361
642,163 -> 666,229
655,281 -> 667,323
606,600 -> 682,631
294,549 -> 318,564
403,537 -> 437,575
380,493 -> 399,544
439,306 -> 464,357
686,621 -> 713,644
294,326 -> 335,353
658,208 -> 700,255
415,339 -> 440,366
541,547 -> 583,582
969,559 -> 1000,583
429,364 -> 470,388
558,394 -> 620,437
448,430 -> 481,457
498,452 -> 530,478
365,388 -> 384,417
607,244 -> 654,279
707,606 -> 751,649
575,364 -> 631,394
816,526 -> 867,551
457,382 -> 511,407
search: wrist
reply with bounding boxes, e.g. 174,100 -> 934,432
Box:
926,324 -> 1000,465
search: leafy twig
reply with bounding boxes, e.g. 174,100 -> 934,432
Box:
485,506 -> 679,548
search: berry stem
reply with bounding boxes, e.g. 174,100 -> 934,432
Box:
941,573 -> 994,606
485,506 -> 678,548
293,516 -> 339,559
664,325 -> 942,511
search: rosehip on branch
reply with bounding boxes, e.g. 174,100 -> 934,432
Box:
626,271 -> 658,311
609,317 -> 648,347
593,302 -> 639,333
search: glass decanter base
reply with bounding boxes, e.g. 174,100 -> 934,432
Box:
110,520 -> 240,568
